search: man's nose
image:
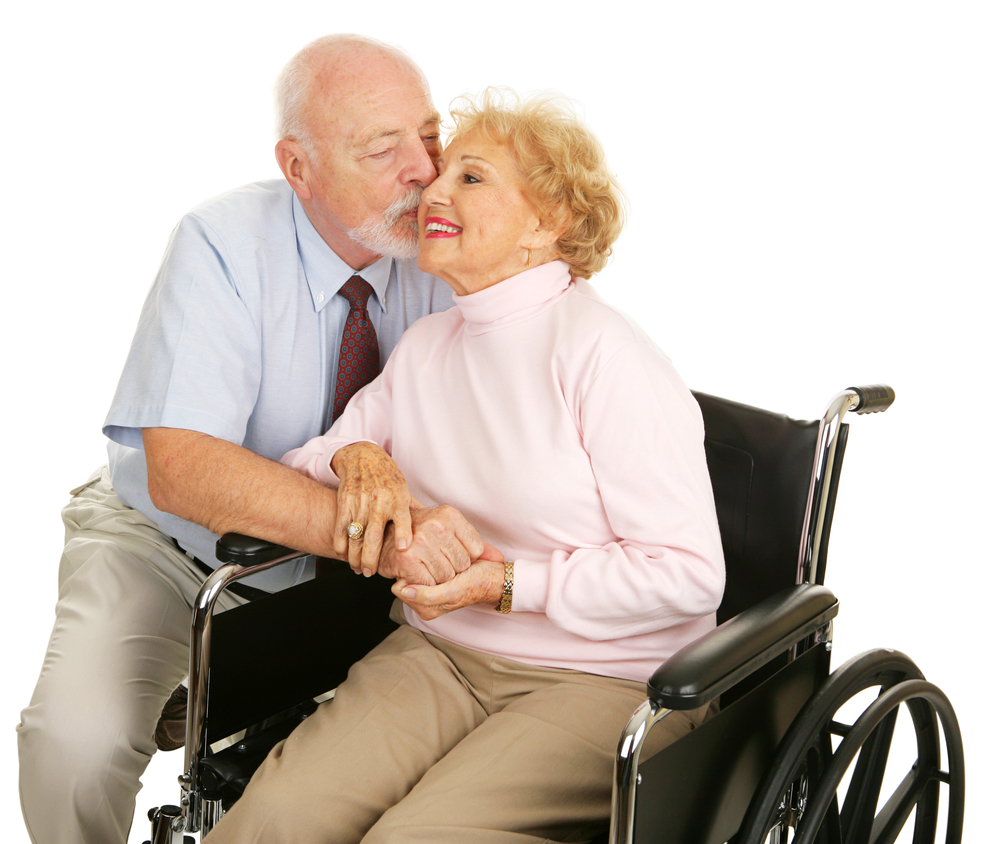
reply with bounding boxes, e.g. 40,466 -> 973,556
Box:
401,140 -> 439,187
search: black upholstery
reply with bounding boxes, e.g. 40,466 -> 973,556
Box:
215,534 -> 297,566
692,392 -> 839,621
205,561 -> 396,744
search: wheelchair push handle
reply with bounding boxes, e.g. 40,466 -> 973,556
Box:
847,384 -> 895,414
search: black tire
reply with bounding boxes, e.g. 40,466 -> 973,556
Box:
737,649 -> 964,844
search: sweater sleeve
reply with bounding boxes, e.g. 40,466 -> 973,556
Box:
280,355 -> 396,486
511,340 -> 726,641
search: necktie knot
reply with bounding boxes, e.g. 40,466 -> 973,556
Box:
339,275 -> 374,312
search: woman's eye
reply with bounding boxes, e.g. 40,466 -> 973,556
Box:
462,173 -> 481,184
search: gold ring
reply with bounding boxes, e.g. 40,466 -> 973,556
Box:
347,522 -> 365,541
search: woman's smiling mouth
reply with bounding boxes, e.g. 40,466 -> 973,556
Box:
425,217 -> 463,237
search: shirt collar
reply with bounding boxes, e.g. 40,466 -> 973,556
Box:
293,195 -> 393,314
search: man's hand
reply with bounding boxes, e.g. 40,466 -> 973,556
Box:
378,505 -> 501,586
331,442 -> 417,576
392,557 -> 507,620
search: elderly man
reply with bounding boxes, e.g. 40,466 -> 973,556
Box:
18,34 -> 483,844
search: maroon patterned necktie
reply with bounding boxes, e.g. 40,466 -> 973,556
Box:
331,275 -> 380,423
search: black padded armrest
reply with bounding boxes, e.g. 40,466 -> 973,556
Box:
648,584 -> 838,709
216,533 -> 300,566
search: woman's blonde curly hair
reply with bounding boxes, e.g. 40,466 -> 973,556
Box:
448,89 -> 626,279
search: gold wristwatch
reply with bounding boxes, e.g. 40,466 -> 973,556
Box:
495,560 -> 514,614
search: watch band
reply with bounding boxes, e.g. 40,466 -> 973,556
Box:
495,560 -> 514,614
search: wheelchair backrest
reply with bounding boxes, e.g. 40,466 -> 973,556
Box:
693,392 -> 847,623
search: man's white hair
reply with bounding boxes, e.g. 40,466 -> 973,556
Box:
274,34 -> 420,159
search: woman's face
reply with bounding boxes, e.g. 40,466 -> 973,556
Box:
417,131 -> 544,295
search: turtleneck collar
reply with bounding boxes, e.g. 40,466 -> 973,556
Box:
452,261 -> 574,335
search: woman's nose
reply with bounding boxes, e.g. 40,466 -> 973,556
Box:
421,179 -> 450,207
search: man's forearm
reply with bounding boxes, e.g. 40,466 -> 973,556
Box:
143,427 -> 341,557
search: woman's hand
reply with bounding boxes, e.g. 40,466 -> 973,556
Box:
331,442 -> 417,576
378,505 -> 500,587
392,554 -> 506,621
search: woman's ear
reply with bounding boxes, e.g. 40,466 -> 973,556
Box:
526,204 -> 571,250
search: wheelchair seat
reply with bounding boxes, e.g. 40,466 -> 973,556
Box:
146,384 -> 964,844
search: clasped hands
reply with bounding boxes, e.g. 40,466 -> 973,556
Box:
331,443 -> 505,620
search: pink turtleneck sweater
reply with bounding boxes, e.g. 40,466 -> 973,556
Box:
283,261 -> 725,683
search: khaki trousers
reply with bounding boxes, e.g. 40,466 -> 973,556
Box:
17,468 -> 246,844
205,624 -> 711,844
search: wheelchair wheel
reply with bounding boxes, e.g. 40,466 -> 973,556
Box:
737,648 -> 964,844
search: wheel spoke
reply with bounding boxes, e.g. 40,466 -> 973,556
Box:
869,764 -> 927,844
840,705 -> 898,843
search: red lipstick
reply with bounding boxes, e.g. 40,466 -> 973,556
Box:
424,216 -> 463,238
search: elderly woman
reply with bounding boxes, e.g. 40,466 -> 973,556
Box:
205,90 -> 725,844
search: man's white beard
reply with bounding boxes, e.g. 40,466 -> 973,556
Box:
347,188 -> 423,259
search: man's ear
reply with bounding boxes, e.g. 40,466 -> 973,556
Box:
275,140 -> 313,200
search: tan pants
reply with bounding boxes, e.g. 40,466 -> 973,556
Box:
17,468 -> 246,844
205,624 -> 711,844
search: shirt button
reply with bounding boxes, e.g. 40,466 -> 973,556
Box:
316,293 -> 325,303
382,296 -> 387,306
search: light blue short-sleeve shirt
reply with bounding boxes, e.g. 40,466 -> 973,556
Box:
104,179 -> 454,590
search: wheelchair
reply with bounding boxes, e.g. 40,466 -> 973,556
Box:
146,384 -> 964,844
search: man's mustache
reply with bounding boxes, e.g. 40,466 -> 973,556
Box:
385,187 -> 423,223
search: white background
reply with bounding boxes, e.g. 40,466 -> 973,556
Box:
3,2 -> 996,841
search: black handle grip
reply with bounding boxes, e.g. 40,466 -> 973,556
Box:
848,384 -> 895,414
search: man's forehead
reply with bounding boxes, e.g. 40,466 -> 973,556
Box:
311,78 -> 438,147
309,53 -> 437,142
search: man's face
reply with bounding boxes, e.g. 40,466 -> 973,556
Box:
300,58 -> 441,266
